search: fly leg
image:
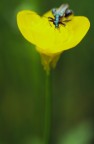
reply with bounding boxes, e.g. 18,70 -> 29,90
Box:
59,21 -> 66,26
59,19 -> 71,27
48,17 -> 54,27
63,19 -> 71,23
48,17 -> 54,20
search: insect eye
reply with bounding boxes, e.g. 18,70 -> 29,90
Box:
52,8 -> 56,15
65,9 -> 73,17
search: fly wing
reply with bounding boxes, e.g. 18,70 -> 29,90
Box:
56,4 -> 69,16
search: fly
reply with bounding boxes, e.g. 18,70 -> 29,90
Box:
48,4 -> 73,28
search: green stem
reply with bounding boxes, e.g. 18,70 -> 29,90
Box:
44,72 -> 52,144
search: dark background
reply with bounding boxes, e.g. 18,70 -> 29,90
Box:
0,0 -> 94,144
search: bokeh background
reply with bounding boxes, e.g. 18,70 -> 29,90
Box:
0,0 -> 94,144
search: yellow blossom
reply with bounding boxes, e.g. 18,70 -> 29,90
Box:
17,9 -> 90,72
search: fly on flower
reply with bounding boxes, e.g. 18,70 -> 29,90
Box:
17,4 -> 90,71
48,4 -> 74,28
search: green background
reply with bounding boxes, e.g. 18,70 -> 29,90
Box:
0,0 -> 94,144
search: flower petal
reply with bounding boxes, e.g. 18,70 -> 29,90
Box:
17,10 -> 41,44
61,16 -> 90,50
17,10 -> 90,55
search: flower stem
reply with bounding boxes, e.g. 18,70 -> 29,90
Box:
44,71 -> 52,144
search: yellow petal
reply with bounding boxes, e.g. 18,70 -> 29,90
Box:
17,10 -> 90,55
17,10 -> 41,44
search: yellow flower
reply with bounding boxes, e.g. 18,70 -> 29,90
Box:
17,9 -> 90,72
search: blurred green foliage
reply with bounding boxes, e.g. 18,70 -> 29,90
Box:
0,0 -> 94,144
